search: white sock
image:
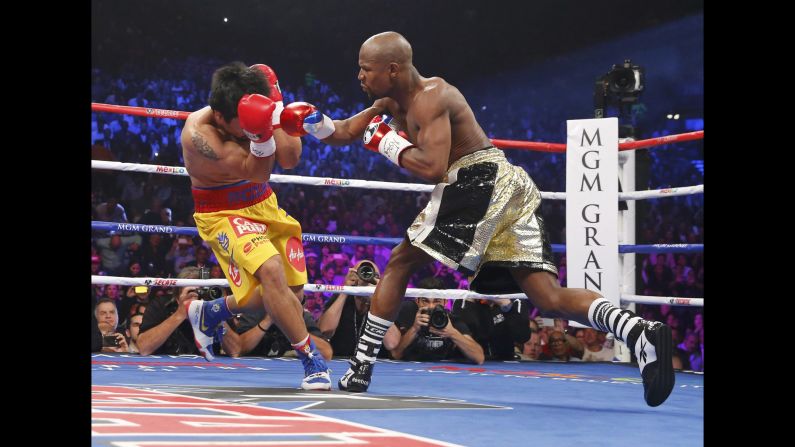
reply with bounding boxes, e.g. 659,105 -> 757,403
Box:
588,298 -> 642,343
353,312 -> 392,363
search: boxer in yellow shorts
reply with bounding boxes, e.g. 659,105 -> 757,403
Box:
192,181 -> 307,306
179,61 -> 331,390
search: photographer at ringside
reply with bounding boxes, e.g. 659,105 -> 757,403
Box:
452,296 -> 531,360
138,266 -> 239,356
387,277 -> 484,364
317,260 -> 397,358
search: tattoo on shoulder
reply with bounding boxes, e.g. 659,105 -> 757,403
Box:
191,131 -> 220,160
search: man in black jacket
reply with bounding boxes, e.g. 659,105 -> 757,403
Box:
452,297 -> 531,360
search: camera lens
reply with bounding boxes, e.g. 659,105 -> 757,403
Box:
359,265 -> 374,280
607,66 -> 641,95
355,261 -> 378,284
429,304 -> 449,329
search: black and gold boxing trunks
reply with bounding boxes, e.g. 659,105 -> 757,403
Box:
407,147 -> 558,294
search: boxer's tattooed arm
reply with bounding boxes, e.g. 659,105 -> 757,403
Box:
192,131 -> 220,160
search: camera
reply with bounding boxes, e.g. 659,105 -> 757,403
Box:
102,334 -> 120,347
594,59 -> 645,118
355,261 -> 379,284
605,59 -> 643,97
420,304 -> 449,330
197,286 -> 223,301
197,266 -> 223,301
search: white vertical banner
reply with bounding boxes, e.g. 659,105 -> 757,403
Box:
566,118 -> 620,328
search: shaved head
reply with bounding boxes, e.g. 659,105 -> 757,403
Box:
360,31 -> 413,65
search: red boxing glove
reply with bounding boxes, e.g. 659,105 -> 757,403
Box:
237,94 -> 276,157
280,102 -> 335,139
362,116 -> 414,166
250,64 -> 284,128
250,64 -> 282,102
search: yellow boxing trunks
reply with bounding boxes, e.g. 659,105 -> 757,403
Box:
192,180 -> 307,306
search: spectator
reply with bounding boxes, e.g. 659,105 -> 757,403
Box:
677,332 -> 703,372
139,233 -> 171,277
305,252 -> 321,283
118,284 -> 150,326
579,328 -> 614,362
184,245 -> 216,270
94,298 -> 129,353
388,291 -> 484,364
125,313 -> 144,353
539,330 -> 581,362
517,331 -> 542,360
165,237 -> 196,273
95,195 -> 128,223
95,232 -> 142,275
453,295 -> 531,360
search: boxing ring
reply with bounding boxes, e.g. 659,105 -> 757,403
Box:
91,103 -> 704,446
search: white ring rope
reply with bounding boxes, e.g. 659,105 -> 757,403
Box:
92,276 -> 703,307
91,160 -> 703,200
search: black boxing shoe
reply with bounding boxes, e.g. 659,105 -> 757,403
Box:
338,357 -> 374,393
627,320 -> 675,407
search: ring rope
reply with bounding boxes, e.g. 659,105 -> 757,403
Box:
91,102 -> 703,152
91,160 -> 704,200
91,275 -> 703,307
91,220 -> 703,254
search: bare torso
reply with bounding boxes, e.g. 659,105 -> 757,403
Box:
180,106 -> 252,188
385,77 -> 493,167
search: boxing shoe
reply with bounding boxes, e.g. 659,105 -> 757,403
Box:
338,357 -> 374,393
627,320 -> 676,407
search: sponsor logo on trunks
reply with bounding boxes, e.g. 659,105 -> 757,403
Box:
217,232 -> 230,253
243,235 -> 269,255
286,237 -> 306,272
228,250 -> 242,287
229,217 -> 267,237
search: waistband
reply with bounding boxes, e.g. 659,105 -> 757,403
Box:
448,147 -> 504,172
192,180 -> 273,213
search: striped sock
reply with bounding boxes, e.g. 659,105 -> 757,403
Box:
354,312 -> 392,363
588,298 -> 642,343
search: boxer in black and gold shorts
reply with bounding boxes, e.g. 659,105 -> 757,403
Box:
406,147 -> 558,294
302,31 -> 675,406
